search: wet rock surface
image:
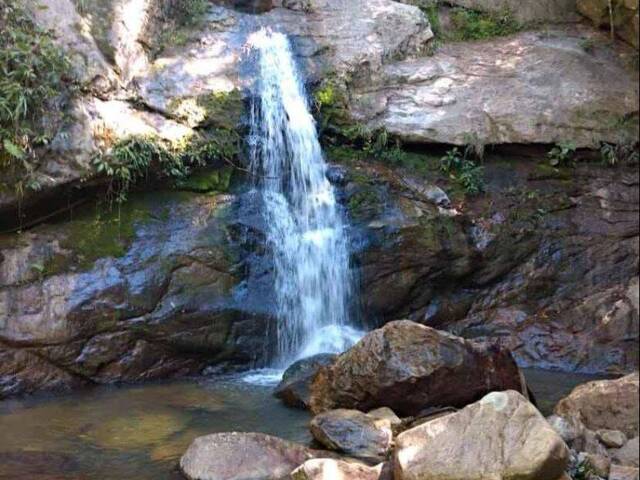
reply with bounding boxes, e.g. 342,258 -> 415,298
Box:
0,190 -> 280,398
274,354 -> 337,409
309,409 -> 393,461
308,321 -> 527,416
349,159 -> 639,375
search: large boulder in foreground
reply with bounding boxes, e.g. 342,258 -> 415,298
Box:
274,354 -> 337,409
309,321 -> 527,416
180,432 -> 315,480
394,391 -> 570,480
554,373 -> 639,439
291,459 -> 389,480
310,409 -> 393,461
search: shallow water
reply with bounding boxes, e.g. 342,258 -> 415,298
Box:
0,369 -> 608,479
0,377 -> 310,480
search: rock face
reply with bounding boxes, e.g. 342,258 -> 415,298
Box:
0,190 -> 281,398
448,0 -> 579,23
554,373 -> 639,438
351,25 -> 639,148
291,459 -> 388,480
309,409 -> 393,460
577,0 -> 640,48
394,390 -> 570,480
308,321 -> 527,416
349,157 -> 639,376
179,432 -> 315,480
274,354 -> 337,409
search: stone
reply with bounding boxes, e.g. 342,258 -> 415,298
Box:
611,465 -> 640,480
179,432 -> 315,480
554,373 -> 639,439
309,321 -> 527,416
290,459 -> 387,480
274,354 -> 337,409
310,409 -> 393,461
351,26 -> 639,148
394,391 -> 570,480
613,437 -> 640,467
597,429 -> 628,449
577,451 -> 611,478
367,407 -> 403,430
577,0 -> 639,47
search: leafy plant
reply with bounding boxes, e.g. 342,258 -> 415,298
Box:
0,0 -> 74,194
547,141 -> 577,167
448,7 -> 520,41
440,147 -> 485,195
600,142 -> 639,166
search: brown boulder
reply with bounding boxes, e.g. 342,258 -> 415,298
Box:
394,391 -> 569,480
310,409 -> 393,461
309,321 -> 527,416
180,432 -> 316,480
554,373 -> 639,439
274,354 -> 337,409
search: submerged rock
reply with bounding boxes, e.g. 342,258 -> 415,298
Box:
394,391 -> 570,480
310,409 -> 393,461
180,432 -> 315,480
309,321 -> 527,416
274,354 -> 337,409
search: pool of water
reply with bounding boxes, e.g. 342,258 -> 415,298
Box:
0,376 -> 310,480
0,369 -> 609,479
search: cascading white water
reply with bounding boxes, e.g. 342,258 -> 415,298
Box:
246,28 -> 361,369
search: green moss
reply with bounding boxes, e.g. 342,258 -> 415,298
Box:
197,90 -> 244,129
44,200 -> 152,274
347,188 -> 383,218
176,167 -> 233,193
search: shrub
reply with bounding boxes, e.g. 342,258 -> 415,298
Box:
0,0 -> 73,194
448,7 -> 520,41
547,141 -> 577,167
440,147 -> 485,195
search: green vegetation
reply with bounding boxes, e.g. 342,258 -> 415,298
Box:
448,7 -> 521,41
600,142 -> 639,167
440,147 -> 485,195
94,130 -> 239,203
547,141 -> 577,167
0,0 -> 74,195
156,0 -> 211,52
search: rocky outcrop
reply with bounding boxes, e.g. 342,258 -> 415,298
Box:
394,390 -> 570,480
308,321 -> 527,416
577,0 -> 639,48
350,25 -> 639,148
179,432 -> 316,480
274,354 -> 337,409
310,409 -> 393,461
348,157 -> 639,375
0,190 -> 281,398
291,459 -> 389,480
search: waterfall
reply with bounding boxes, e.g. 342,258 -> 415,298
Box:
246,29 -> 361,369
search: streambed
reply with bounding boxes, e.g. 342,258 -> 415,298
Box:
0,370 -> 606,479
